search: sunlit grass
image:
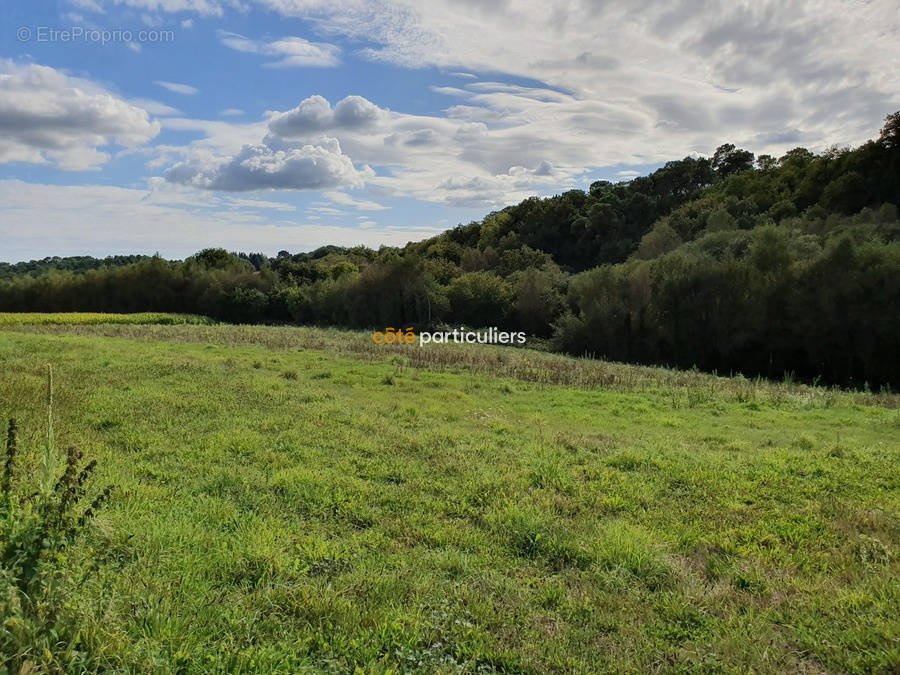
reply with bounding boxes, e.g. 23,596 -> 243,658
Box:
0,324 -> 897,672
6,321 -> 898,408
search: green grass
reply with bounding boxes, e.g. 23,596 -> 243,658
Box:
0,312 -> 213,326
1,323 -> 898,673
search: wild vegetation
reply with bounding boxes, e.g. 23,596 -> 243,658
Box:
1,113 -> 898,388
0,312 -> 212,326
0,323 -> 897,672
1,369 -> 114,673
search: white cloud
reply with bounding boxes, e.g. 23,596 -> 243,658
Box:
255,0 -> 898,154
160,116 -> 267,148
123,0 -> 898,207
220,108 -> 244,116
128,98 -> 181,116
141,178 -> 298,211
322,190 -> 389,211
268,95 -> 388,135
70,0 -> 232,16
68,0 -> 105,12
158,92 -> 584,205
71,0 -> 900,166
155,80 -> 199,95
0,61 -> 160,170
309,205 -> 346,216
0,179 -> 442,260
164,136 -> 372,191
217,30 -> 340,68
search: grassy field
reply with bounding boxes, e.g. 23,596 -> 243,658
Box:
0,312 -> 213,326
0,321 -> 898,673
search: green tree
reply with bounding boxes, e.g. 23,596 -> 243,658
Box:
706,208 -> 737,232
712,144 -> 755,177
447,272 -> 513,327
635,221 -> 682,259
510,267 -> 565,336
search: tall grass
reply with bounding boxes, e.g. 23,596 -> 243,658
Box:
7,322 -> 896,409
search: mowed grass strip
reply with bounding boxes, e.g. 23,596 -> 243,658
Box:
0,312 -> 212,325
0,326 -> 897,673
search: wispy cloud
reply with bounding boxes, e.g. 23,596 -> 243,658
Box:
217,30 -> 340,68
155,80 -> 198,95
0,179 -> 437,260
128,98 -> 180,116
322,191 -> 389,211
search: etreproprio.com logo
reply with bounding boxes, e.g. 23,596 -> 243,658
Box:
17,25 -> 175,45
373,327 -> 526,346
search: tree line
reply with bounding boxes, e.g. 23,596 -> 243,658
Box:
2,113 -> 898,389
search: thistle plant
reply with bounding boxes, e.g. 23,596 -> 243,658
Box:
2,419 -> 112,599
1,370 -> 115,671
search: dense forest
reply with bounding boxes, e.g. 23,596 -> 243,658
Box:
0,255 -> 150,280
2,114 -> 899,388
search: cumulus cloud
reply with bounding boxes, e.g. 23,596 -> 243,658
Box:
217,30 -> 340,68
158,91 -> 582,205
164,136 -> 371,191
131,0 -> 898,206
268,95 -> 389,136
0,61 -> 160,170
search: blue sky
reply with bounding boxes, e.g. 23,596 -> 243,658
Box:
1,0 -> 897,262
